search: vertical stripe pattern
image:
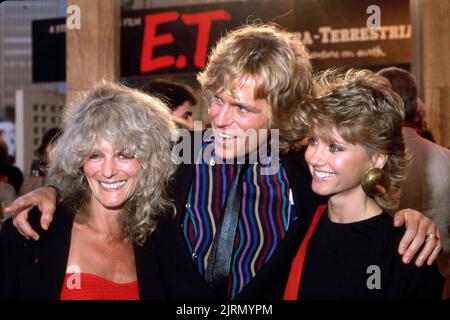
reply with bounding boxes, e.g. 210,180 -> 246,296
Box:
183,142 -> 296,298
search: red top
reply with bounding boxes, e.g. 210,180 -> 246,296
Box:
283,204 -> 327,300
60,273 -> 139,300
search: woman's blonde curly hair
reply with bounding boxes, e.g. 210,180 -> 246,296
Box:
47,81 -> 177,245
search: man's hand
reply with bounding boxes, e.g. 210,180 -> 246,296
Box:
393,208 -> 442,267
3,187 -> 57,241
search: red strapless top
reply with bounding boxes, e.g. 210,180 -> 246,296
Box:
60,273 -> 139,300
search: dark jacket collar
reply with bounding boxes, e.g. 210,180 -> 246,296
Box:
20,204 -> 74,299
17,204 -> 162,299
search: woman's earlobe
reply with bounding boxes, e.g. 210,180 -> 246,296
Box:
372,154 -> 388,169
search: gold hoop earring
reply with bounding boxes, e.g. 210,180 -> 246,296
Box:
361,168 -> 390,197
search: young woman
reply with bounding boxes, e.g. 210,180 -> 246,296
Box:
284,69 -> 444,300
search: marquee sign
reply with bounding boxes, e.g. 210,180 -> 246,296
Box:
32,0 -> 410,82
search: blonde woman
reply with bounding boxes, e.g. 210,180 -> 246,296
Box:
284,70 -> 444,299
0,82 -> 176,299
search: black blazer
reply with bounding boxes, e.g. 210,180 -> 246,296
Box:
0,204 -> 164,300
154,148 -> 325,300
